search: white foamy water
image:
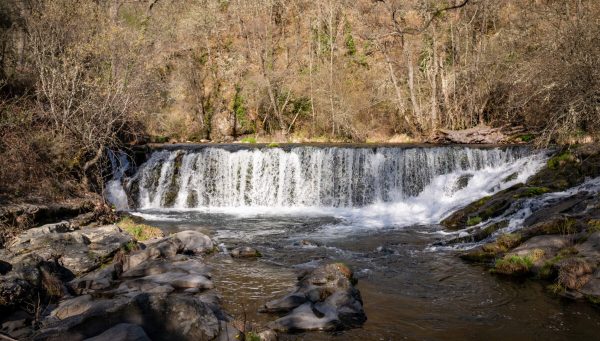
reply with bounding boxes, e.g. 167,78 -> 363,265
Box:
105,150 -> 130,210
111,145 -> 548,231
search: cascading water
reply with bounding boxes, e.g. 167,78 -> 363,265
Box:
105,150 -> 131,210
111,145 -> 548,228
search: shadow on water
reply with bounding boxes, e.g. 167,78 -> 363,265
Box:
134,210 -> 600,341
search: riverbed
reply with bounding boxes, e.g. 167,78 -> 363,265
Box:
133,210 -> 600,340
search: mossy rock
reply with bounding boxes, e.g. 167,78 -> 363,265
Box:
440,221 -> 508,246
526,147 -> 600,191
521,217 -> 579,240
460,233 -> 522,263
512,186 -> 550,199
492,254 -> 534,276
538,247 -> 578,280
466,216 -> 482,226
441,188 -> 517,230
502,172 -> 518,183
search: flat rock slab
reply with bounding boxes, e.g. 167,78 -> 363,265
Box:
84,323 -> 150,341
510,235 -> 571,258
576,232 -> 600,261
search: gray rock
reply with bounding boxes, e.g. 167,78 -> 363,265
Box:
84,323 -> 150,341
510,235 -> 572,260
7,221 -> 73,248
173,231 -> 214,255
50,295 -> 96,320
121,258 -> 211,279
0,276 -> 32,308
69,265 -> 118,294
577,232 -> 600,260
579,268 -> 600,299
262,263 -> 366,332
7,225 -> 132,277
260,293 -> 307,313
257,329 -> 278,341
142,272 -> 213,290
216,321 -> 242,341
231,246 -> 261,258
267,302 -> 338,332
1,310 -> 32,339
37,294 -> 223,341
121,239 -> 181,272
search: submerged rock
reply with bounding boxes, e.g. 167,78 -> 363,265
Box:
261,263 -> 366,332
230,246 -> 262,258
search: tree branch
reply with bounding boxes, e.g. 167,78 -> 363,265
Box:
383,0 -> 471,36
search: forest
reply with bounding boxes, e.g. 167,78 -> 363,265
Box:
0,0 -> 599,199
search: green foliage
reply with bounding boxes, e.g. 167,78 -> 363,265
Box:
241,137 -> 257,144
234,88 -> 253,133
245,332 -> 261,341
587,219 -> 600,233
151,136 -> 169,143
122,241 -> 139,253
547,151 -> 575,169
117,217 -> 164,241
513,186 -> 550,198
586,294 -> 600,305
547,283 -> 565,295
267,142 -> 280,148
466,216 -> 482,226
558,218 -> 577,235
290,96 -> 311,117
120,8 -> 147,30
475,196 -> 491,207
502,172 -> 518,183
519,134 -> 535,142
345,34 -> 357,56
493,254 -> 534,275
495,233 -> 522,251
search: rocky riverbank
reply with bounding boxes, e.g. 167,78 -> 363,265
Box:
0,214 -> 366,340
440,144 -> 600,304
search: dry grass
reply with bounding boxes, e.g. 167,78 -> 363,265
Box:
557,258 -> 593,290
117,216 -> 164,241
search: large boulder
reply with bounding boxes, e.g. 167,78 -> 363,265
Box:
261,263 -> 366,332
7,224 -> 133,276
173,231 -> 215,255
37,293 -> 222,341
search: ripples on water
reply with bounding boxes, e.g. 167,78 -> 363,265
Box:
114,146 -> 600,340
134,211 -> 600,341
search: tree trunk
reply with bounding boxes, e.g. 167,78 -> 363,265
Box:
81,145 -> 105,191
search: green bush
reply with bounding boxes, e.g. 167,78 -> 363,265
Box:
241,136 -> 257,144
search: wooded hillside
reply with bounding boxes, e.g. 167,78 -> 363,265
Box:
1,0 -> 599,199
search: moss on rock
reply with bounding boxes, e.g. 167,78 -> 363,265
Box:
117,216 -> 164,241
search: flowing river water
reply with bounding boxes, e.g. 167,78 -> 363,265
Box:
108,145 -> 600,340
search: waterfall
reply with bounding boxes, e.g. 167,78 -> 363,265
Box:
105,150 -> 131,210
121,146 -> 546,219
